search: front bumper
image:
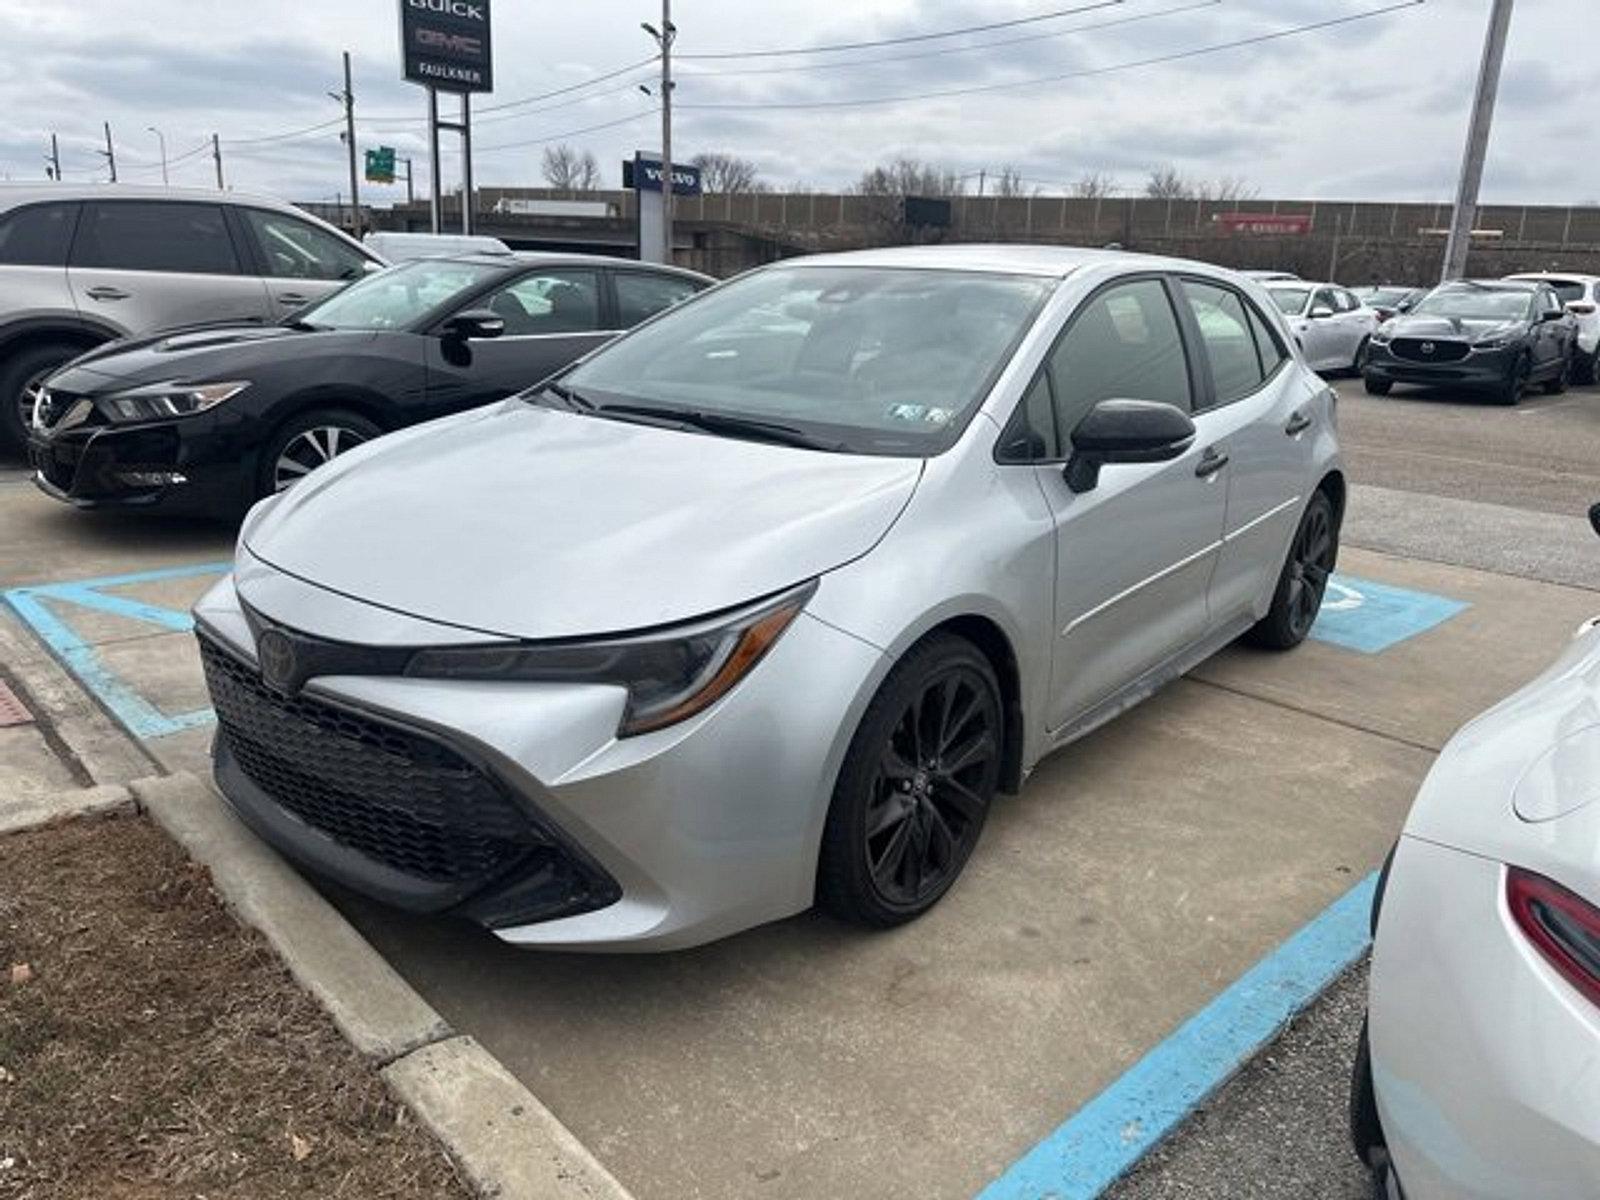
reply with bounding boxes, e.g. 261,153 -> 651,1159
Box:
195,569 -> 889,951
27,414 -> 251,515
1369,836 -> 1600,1199
1363,342 -> 1517,389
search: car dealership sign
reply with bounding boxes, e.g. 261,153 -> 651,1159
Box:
400,0 -> 493,93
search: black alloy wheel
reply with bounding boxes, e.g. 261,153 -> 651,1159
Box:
1495,352 -> 1530,406
1542,352 -> 1571,395
818,634 -> 1003,927
1248,490 -> 1338,650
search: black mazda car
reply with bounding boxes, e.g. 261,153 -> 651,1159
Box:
26,252 -> 711,513
1362,279 -> 1576,405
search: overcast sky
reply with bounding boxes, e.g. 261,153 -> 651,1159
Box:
0,0 -> 1593,206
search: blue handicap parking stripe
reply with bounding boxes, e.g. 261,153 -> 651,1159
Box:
1311,572 -> 1468,654
2,561 -> 231,740
976,874 -> 1377,1200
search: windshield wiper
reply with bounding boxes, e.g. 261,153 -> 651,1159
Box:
595,403 -> 843,451
529,380 -> 597,411
282,318 -> 325,332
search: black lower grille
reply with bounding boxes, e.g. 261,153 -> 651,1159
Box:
1391,338 -> 1471,363
199,632 -> 537,886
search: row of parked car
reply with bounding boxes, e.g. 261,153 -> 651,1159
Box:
1241,265 -> 1600,404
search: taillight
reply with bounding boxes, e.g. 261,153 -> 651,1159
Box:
1506,867 -> 1600,1009
1567,302 -> 1597,316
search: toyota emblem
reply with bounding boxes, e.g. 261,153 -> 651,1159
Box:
256,628 -> 298,693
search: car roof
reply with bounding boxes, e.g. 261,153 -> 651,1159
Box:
760,242 -> 1257,280
1506,271 -> 1600,284
1450,279 -> 1540,291
0,182 -> 311,214
410,250 -> 712,281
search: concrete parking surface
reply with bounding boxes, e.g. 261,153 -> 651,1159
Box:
2,377 -> 1597,1198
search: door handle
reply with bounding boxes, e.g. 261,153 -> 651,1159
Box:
276,293 -> 310,305
1195,446 -> 1229,478
1284,411 -> 1313,436
84,286 -> 128,301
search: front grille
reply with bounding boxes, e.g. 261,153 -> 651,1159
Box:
1390,338 -> 1471,363
199,632 -> 538,886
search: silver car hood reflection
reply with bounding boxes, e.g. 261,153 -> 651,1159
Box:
242,400 -> 923,639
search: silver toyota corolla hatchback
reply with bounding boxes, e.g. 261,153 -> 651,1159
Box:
196,245 -> 1343,951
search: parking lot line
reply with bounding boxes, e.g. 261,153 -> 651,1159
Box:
974,873 -> 1376,1200
2,561 -> 229,739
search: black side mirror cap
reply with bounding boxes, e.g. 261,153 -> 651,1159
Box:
442,309 -> 506,341
1064,398 -> 1197,494
1588,501 -> 1600,538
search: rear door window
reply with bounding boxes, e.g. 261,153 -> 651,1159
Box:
72,201 -> 241,275
615,272 -> 702,327
1181,280 -> 1265,406
0,202 -> 77,266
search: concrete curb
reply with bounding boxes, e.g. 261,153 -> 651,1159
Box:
129,770 -> 635,1200
0,612 -> 155,786
385,1036 -> 635,1200
0,783 -> 132,835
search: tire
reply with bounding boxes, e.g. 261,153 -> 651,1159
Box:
0,341 -> 83,451
1494,353 -> 1529,406
1542,353 -> 1570,395
1362,374 -> 1392,396
817,633 -> 1003,928
1349,1017 -> 1388,1170
255,408 -> 381,499
1351,336 -> 1371,375
1246,489 -> 1339,651
1573,346 -> 1599,386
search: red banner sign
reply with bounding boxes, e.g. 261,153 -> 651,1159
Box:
1213,212 -> 1314,236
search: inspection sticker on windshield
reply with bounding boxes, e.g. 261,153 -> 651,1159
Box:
888,404 -> 952,425
1311,573 -> 1469,654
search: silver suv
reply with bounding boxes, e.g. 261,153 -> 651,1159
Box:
0,185 -> 381,448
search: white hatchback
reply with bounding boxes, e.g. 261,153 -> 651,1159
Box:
1505,272 -> 1600,383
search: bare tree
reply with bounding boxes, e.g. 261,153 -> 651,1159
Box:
691,151 -> 766,193
1206,175 -> 1258,204
853,157 -> 966,196
1071,172 -> 1117,199
990,167 -> 1029,198
1144,165 -> 1193,200
541,143 -> 601,191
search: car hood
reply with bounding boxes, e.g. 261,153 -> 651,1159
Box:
241,401 -> 923,640
1383,315 -> 1526,342
50,324 -> 380,392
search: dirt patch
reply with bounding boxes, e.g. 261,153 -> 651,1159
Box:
0,811 -> 471,1199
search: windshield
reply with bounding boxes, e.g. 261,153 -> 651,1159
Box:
294,259 -> 502,330
557,265 -> 1054,455
1412,286 -> 1533,321
1267,287 -> 1311,315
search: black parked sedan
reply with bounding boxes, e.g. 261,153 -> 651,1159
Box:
26,252 -> 711,513
1363,279 -> 1576,405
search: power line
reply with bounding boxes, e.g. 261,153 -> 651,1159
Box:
358,73 -> 655,132
220,116 -> 345,148
678,1 -> 1425,111
475,108 -> 657,154
677,0 -> 1219,79
476,55 -> 660,114
678,0 -> 1123,60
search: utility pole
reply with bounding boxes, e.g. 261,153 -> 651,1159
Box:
427,89 -> 442,234
333,52 -> 361,235
45,133 -> 60,180
642,3 -> 676,262
146,126 -> 168,185
977,169 -> 986,198
99,122 -> 117,182
1442,0 -> 1514,282
212,134 -> 225,190
404,157 -> 414,205
461,94 -> 473,235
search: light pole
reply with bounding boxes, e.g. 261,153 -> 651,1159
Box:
146,126 -> 169,185
642,4 -> 676,262
1441,0 -> 1514,282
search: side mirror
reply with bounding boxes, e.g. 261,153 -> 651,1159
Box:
1309,304 -> 1335,319
1539,309 -> 1566,323
441,309 -> 506,341
1589,502 -> 1600,538
1064,399 -> 1196,494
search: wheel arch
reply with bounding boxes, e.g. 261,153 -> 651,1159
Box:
266,386 -> 399,436
0,317 -> 116,364
1317,468 -> 1347,530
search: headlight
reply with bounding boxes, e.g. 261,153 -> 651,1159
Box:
1471,326 -> 1521,351
404,581 -> 816,736
99,380 -> 250,423
1371,325 -> 1393,344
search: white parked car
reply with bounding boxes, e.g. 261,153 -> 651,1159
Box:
1352,506 -> 1600,1198
1266,281 -> 1379,374
1505,272 -> 1600,383
1240,269 -> 1301,283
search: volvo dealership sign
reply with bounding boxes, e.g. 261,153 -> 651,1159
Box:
401,0 -> 493,93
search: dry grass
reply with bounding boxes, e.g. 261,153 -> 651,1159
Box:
0,812 -> 471,1200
